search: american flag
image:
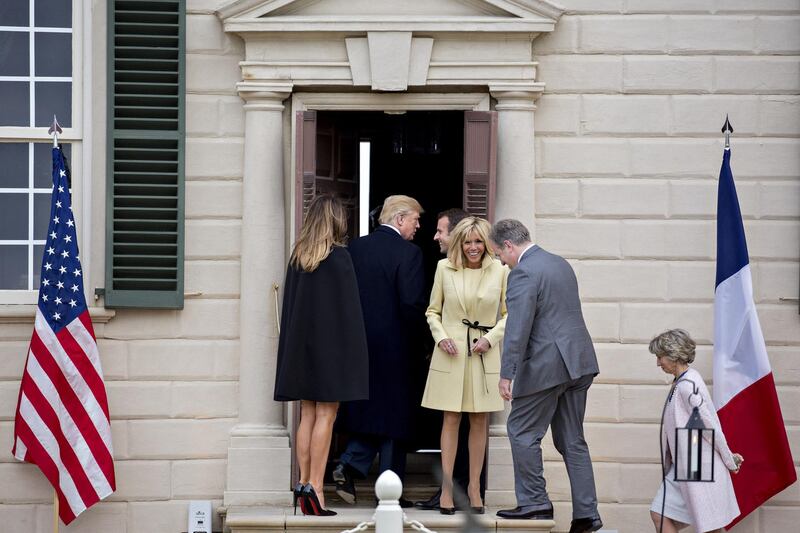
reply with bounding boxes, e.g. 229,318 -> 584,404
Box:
12,146 -> 115,525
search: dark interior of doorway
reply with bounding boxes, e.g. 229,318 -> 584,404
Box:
318,110 -> 465,501
317,110 -> 464,282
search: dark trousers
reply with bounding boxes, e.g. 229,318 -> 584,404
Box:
340,434 -> 406,480
507,374 -> 598,518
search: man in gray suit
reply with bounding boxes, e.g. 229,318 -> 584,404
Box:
490,219 -> 603,533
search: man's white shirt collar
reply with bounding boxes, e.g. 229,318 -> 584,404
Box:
518,243 -> 536,263
381,224 -> 402,236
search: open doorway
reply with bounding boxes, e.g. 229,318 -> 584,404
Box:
293,108 -> 496,500
316,110 -> 464,449
315,110 -> 464,276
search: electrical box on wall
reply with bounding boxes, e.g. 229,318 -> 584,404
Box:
188,501 -> 212,533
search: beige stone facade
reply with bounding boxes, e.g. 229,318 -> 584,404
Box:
0,1 -> 798,532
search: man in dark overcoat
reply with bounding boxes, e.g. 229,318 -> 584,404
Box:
333,195 -> 427,506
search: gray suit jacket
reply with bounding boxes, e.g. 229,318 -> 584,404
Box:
500,245 -> 599,398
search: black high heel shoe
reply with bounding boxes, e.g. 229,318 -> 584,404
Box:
439,491 -> 455,515
467,486 -> 484,514
302,484 -> 337,516
293,483 -> 305,515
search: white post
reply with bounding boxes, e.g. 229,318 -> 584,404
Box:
373,470 -> 404,533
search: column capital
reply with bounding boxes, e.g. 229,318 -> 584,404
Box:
237,81 -> 294,110
489,82 -> 544,111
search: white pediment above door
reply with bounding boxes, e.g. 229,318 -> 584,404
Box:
218,0 -> 564,32
218,0 -> 562,91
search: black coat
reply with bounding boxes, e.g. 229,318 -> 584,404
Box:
337,226 -> 427,440
274,246 -> 369,402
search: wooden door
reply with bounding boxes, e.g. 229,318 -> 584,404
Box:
463,111 -> 498,221
291,111 -> 318,487
291,111 -> 361,486
294,111 -> 358,238
294,111 -> 317,234
462,110 -> 497,494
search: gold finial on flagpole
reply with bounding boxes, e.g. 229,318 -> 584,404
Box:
48,115 -> 62,148
721,115 -> 734,150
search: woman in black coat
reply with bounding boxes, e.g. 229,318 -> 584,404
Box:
274,195 -> 369,515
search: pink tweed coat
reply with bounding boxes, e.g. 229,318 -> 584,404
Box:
661,368 -> 741,531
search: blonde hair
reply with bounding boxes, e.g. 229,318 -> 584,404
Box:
290,195 -> 348,272
447,217 -> 494,269
648,329 -> 696,365
378,195 -> 423,225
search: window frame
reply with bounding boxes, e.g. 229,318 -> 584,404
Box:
0,0 -> 88,305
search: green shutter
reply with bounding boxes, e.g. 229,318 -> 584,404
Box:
105,0 -> 185,308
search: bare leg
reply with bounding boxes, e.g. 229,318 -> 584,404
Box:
308,401 -> 339,509
440,411 -> 462,509
467,412 -> 488,508
650,511 -> 681,533
297,400 -> 316,484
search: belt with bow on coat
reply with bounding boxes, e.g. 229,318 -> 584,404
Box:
461,319 -> 494,393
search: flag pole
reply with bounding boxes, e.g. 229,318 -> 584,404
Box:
49,114 -> 62,533
53,491 -> 59,532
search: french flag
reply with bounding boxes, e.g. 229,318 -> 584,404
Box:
712,148 -> 796,529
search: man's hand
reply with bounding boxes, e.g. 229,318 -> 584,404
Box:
499,378 -> 513,401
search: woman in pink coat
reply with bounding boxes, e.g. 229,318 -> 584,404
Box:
649,329 -> 744,533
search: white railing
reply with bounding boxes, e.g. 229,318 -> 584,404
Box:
340,471 -> 437,533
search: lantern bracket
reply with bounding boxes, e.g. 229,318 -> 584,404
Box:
673,376 -> 703,407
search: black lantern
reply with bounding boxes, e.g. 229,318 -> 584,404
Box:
674,404 -> 715,482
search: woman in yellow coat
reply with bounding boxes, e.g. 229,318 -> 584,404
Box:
422,217 -> 508,514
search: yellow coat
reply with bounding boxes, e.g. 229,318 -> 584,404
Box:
421,256 -> 508,413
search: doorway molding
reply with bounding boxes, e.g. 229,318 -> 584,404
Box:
218,0 -> 563,509
291,92 -> 491,112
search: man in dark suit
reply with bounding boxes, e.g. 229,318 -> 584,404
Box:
333,195 -> 427,507
489,219 -> 603,533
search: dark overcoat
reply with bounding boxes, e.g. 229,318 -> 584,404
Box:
273,246 -> 369,402
337,226 -> 427,440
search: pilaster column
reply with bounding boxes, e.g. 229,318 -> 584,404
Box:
490,84 -> 543,235
224,82 -> 293,507
488,83 -> 542,434
486,84 -> 542,507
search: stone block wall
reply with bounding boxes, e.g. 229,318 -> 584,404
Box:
533,1 -> 800,532
0,1 -> 797,532
0,2 -> 246,531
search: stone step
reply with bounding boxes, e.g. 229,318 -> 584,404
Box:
224,505 -> 555,533
330,482 -> 439,505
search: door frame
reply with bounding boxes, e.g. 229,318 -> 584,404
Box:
288,92 -> 491,243
286,91 -> 491,486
